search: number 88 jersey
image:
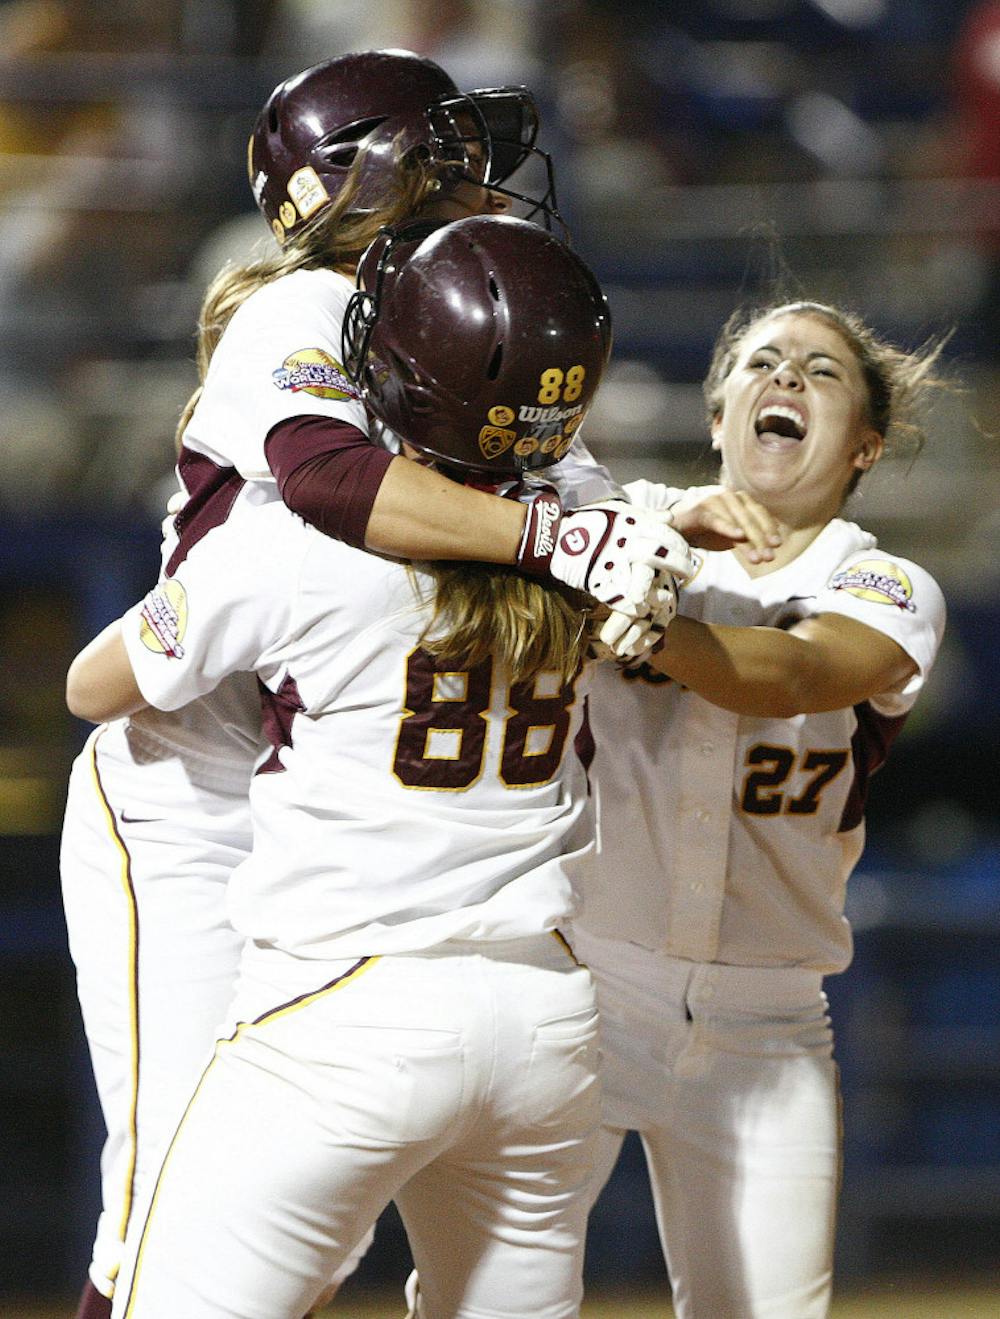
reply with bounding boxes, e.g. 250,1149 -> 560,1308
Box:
122,490 -> 595,962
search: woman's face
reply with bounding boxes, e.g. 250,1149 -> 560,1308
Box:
423,174 -> 511,221
711,311 -> 883,526
421,115 -> 512,221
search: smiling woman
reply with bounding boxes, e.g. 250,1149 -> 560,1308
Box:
648,299 -> 950,711
569,298 -> 954,1318
704,299 -> 947,512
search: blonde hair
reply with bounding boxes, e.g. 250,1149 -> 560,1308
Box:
174,148 -> 443,451
413,562 -> 593,687
703,300 -> 952,470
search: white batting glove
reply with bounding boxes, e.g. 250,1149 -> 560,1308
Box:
597,572 -> 679,662
517,492 -> 694,611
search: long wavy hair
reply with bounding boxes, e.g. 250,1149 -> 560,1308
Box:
412,559 -> 593,687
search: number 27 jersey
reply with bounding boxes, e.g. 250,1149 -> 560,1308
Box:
576,495 -> 945,973
121,492 -> 594,960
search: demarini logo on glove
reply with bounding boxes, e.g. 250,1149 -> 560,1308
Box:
829,559 -> 916,612
273,348 -> 359,401
558,525 -> 591,557
139,580 -> 187,658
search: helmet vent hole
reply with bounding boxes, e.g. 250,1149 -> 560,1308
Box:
268,106 -> 279,134
488,277 -> 500,302
486,343 -> 504,380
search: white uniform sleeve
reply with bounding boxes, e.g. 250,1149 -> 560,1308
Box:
548,436 -> 624,507
814,549 -> 946,716
121,508 -> 305,711
622,479 -> 687,512
182,268 -> 370,480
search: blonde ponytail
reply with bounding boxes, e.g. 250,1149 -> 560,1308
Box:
414,563 -> 593,687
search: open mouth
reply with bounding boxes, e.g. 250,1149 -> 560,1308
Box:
754,404 -> 807,445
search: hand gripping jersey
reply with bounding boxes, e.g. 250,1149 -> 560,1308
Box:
120,491 -> 596,960
574,481 -> 945,973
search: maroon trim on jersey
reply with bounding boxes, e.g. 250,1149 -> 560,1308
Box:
838,701 -> 908,832
574,694 -> 595,794
73,1280 -> 112,1319
166,446 -> 246,577
257,674 -> 306,775
264,415 -> 394,549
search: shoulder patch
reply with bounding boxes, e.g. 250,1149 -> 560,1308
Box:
139,580 -> 188,657
829,558 -> 915,612
272,348 -> 359,401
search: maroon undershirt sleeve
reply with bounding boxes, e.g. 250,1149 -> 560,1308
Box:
264,415 -> 394,548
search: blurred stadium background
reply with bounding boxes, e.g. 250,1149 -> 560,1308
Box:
1,0 -> 998,1312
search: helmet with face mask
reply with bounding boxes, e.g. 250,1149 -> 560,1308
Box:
342,215 -> 612,478
248,49 -> 561,245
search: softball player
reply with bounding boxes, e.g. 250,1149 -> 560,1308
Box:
64,213 -> 702,1319
90,490 -> 602,1319
570,300 -> 948,1318
172,49 -> 686,634
70,460 -> 605,1317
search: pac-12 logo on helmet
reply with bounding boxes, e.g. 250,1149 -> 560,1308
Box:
478,425 -> 517,461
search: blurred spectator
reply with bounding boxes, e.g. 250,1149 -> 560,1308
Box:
0,1 -> 284,513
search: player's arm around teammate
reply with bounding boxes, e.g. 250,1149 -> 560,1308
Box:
69,216 -> 665,1319
572,299 -> 948,1319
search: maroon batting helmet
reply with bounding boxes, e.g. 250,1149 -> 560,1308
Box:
248,49 -> 560,244
343,215 -> 612,477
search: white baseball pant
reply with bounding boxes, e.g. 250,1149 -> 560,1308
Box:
61,728 -> 252,1301
572,928 -> 839,1319
112,935 -> 600,1319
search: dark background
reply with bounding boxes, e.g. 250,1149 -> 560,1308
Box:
1,0 -> 998,1306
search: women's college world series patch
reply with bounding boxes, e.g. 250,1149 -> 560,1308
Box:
829,559 -> 916,612
139,580 -> 188,658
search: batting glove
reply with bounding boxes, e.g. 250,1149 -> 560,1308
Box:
591,571 -> 677,662
517,491 -> 693,606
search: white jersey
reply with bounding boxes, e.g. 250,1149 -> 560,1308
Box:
183,266 -> 367,480
121,492 -> 595,961
95,492 -> 264,791
179,263 -> 619,500
573,482 -> 945,973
